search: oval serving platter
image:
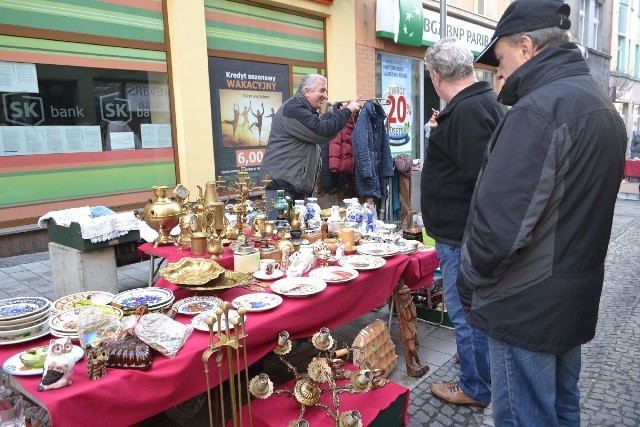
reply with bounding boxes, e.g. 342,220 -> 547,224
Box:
308,266 -> 359,284
231,293 -> 283,312
270,277 -> 327,298
338,255 -> 386,270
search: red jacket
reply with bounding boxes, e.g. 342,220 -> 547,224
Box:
328,116 -> 355,173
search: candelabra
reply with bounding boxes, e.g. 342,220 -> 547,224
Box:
215,167 -> 272,236
248,328 -> 389,426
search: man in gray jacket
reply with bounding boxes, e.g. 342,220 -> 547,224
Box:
259,74 -> 360,208
460,1 -> 626,425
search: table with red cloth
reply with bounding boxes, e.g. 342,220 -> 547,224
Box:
0,244 -> 437,427
625,159 -> 640,178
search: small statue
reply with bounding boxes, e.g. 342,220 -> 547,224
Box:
86,343 -> 109,380
38,337 -> 77,391
394,284 -> 429,377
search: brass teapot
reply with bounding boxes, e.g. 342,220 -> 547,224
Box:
136,186 -> 181,247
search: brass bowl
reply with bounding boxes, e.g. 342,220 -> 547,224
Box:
319,207 -> 346,220
160,257 -> 225,285
173,270 -> 249,292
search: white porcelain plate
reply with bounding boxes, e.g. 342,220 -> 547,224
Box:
0,315 -> 49,338
0,297 -> 51,321
0,323 -> 50,346
231,293 -> 283,312
252,269 -> 284,281
192,309 -> 245,332
0,309 -> 51,331
49,306 -> 123,333
2,344 -> 84,376
308,266 -> 359,284
172,296 -> 224,316
270,277 -> 327,297
356,243 -> 399,257
112,288 -> 174,311
338,255 -> 386,270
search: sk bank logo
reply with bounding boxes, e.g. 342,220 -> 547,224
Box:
3,93 -> 45,125
100,92 -> 132,125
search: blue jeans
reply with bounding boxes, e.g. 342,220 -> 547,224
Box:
489,337 -> 581,427
436,241 -> 491,404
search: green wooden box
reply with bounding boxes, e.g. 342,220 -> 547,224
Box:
46,219 -> 140,251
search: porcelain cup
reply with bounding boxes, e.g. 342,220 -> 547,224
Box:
259,259 -> 280,276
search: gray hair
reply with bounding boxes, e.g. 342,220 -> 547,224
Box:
298,74 -> 327,93
423,37 -> 475,81
503,27 -> 572,52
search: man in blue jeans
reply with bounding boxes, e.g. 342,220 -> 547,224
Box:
420,38 -> 505,407
460,1 -> 626,424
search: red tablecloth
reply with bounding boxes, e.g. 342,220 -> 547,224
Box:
0,245 -> 437,427
625,159 -> 640,178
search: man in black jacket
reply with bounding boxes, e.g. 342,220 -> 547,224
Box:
461,1 -> 626,425
421,37 -> 505,408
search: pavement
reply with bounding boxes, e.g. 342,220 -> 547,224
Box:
1,197 -> 639,426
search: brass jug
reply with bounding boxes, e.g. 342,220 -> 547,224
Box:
137,186 -> 181,247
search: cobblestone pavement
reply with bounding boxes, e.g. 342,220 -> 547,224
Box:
1,199 -> 638,426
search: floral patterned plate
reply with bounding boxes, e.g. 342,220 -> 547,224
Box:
111,288 -> 174,311
270,277 -> 327,298
0,323 -> 50,346
0,297 -> 51,321
338,255 -> 386,270
231,293 -> 283,312
52,291 -> 114,313
172,296 -> 224,316
308,266 -> 359,284
49,306 -> 123,334
356,243 -> 399,257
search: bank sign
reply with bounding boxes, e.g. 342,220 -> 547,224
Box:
376,0 -> 494,54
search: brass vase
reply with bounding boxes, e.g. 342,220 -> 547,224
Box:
138,186 -> 182,247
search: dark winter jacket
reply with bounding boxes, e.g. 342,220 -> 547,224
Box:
352,101 -> 394,199
457,43 -> 627,353
259,91 -> 351,195
421,81 -> 506,246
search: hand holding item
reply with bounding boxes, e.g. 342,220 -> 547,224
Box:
345,100 -> 361,114
429,108 -> 439,126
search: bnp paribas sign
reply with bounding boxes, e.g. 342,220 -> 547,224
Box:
376,0 -> 494,54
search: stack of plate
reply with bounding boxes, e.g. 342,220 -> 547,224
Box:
49,306 -> 124,340
0,297 -> 52,346
111,288 -> 175,314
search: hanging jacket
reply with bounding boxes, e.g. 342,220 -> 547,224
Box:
352,101 -> 394,199
328,116 -> 355,173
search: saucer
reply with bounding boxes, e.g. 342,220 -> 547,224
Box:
252,269 -> 284,281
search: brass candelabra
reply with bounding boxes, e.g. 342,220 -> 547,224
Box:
215,167 -> 272,235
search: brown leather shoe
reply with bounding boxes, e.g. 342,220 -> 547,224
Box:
430,382 -> 489,408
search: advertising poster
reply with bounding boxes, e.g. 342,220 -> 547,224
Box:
209,57 -> 289,177
380,54 -> 413,155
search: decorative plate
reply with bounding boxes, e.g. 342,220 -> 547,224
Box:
253,269 -> 284,281
231,293 -> 283,312
356,243 -> 399,257
0,315 -> 49,338
112,288 -> 174,311
2,345 -> 84,376
0,297 -> 51,321
159,257 -> 226,285
270,277 -> 327,298
49,306 -> 123,334
172,296 -> 224,316
0,309 -> 50,330
308,266 -> 359,284
0,323 -> 50,346
338,255 -> 386,270
52,291 -> 114,313
192,309 -> 245,332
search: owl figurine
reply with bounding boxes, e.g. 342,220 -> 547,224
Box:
86,343 -> 109,380
38,337 -> 77,391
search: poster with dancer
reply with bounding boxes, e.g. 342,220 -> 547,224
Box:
209,57 -> 289,178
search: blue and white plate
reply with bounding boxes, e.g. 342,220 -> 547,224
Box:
112,288 -> 174,311
0,297 -> 51,321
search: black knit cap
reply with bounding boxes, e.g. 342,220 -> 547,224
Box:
475,0 -> 571,66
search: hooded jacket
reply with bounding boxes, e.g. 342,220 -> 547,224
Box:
421,81 -> 506,246
259,91 -> 351,195
457,43 -> 626,353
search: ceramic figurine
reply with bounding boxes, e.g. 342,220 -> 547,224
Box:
86,343 -> 109,380
38,337 -> 77,391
